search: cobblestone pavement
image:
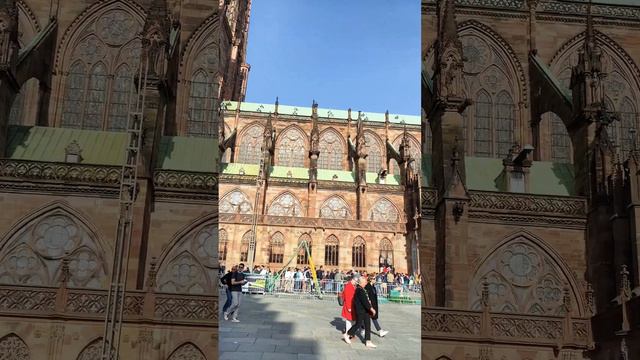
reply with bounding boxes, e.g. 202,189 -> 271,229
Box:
219,294 -> 421,360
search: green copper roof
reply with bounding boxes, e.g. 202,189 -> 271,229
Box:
422,155 -> 575,196
318,169 -> 355,182
157,136 -> 218,172
270,166 -> 309,180
221,163 -> 260,176
6,125 -> 127,165
222,101 -> 421,125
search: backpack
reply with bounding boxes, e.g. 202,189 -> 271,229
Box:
337,290 -> 344,306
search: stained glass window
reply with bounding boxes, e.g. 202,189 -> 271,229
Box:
325,235 -> 339,266
495,91 -> 515,158
319,196 -> 351,219
237,124 -> 264,164
61,62 -> 86,129
550,113 -> 571,163
352,237 -> 366,268
620,97 -> 637,157
187,71 -> 217,137
277,127 -> 306,167
319,129 -> 344,170
108,65 -> 132,131
365,133 -> 383,173
267,193 -> 303,217
219,229 -> 228,262
220,190 -> 253,214
369,198 -> 399,223
269,232 -> 284,264
379,238 -> 393,267
474,91 -> 492,157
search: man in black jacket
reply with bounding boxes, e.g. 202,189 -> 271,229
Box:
344,276 -> 377,348
220,265 -> 237,314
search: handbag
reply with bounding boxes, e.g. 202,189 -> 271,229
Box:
337,290 -> 344,306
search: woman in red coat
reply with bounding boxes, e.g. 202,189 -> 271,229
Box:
341,274 -> 358,333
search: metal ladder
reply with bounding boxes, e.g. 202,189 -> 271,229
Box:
101,53 -> 149,360
247,155 -> 266,270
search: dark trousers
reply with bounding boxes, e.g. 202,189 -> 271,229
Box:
347,315 -> 371,341
222,287 -> 232,312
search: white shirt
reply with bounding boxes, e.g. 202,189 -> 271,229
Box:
260,269 -> 268,276
285,271 -> 294,280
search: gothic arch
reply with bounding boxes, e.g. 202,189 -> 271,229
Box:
0,333 -> 30,359
0,201 -> 109,288
319,195 -> 352,219
469,230 -> 585,316
275,124 -> 308,167
318,127 -> 346,170
368,197 -> 400,223
167,342 -> 207,360
236,122 -> 265,164
76,337 -> 105,360
267,191 -> 304,217
155,213 -> 217,294
364,130 -> 384,172
550,30 -> 640,156
52,0 -> 145,130
458,20 -> 527,103
390,133 -> 421,175
219,188 -> 253,214
179,13 -> 226,137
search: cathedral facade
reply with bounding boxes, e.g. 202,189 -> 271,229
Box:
218,101 -> 421,275
0,0 -> 248,358
422,1 -> 640,359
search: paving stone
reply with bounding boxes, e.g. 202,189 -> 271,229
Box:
219,295 -> 420,359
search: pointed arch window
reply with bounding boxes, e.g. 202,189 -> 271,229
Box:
0,333 -> 30,359
219,229 -> 228,262
269,232 -> 285,264
277,127 -> 306,167
550,113 -> 571,163
369,198 -> 399,223
379,238 -> 393,268
325,235 -> 339,267
365,133 -> 383,173
319,129 -> 344,170
319,196 -> 351,219
237,125 -> 264,164
495,91 -> 515,158
268,193 -> 303,217
619,97 -> 638,157
352,237 -> 366,269
474,91 -> 492,157
220,190 -> 253,214
59,9 -> 142,131
187,70 -> 218,137
240,231 -> 252,262
108,65 -> 132,131
297,234 -> 311,265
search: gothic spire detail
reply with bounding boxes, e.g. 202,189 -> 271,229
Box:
434,0 -> 466,103
141,0 -> 171,78
445,138 -> 468,199
0,0 -> 18,72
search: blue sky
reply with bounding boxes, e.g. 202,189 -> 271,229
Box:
244,1 -> 420,115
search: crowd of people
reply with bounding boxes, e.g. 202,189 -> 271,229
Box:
219,263 -> 422,295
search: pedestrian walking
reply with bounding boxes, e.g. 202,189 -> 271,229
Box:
340,274 -> 358,334
344,276 -> 377,348
224,263 -> 248,322
220,265 -> 236,313
365,275 -> 389,337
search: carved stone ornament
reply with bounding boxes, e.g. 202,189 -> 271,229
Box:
452,201 -> 465,222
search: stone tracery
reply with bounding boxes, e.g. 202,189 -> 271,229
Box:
267,192 -> 304,217
0,333 -> 30,360
156,221 -> 217,294
319,196 -> 351,219
0,208 -> 108,289
220,190 -> 252,214
276,126 -> 307,167
369,198 -> 399,223
237,123 -> 264,164
470,237 -> 580,316
167,342 -> 206,360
